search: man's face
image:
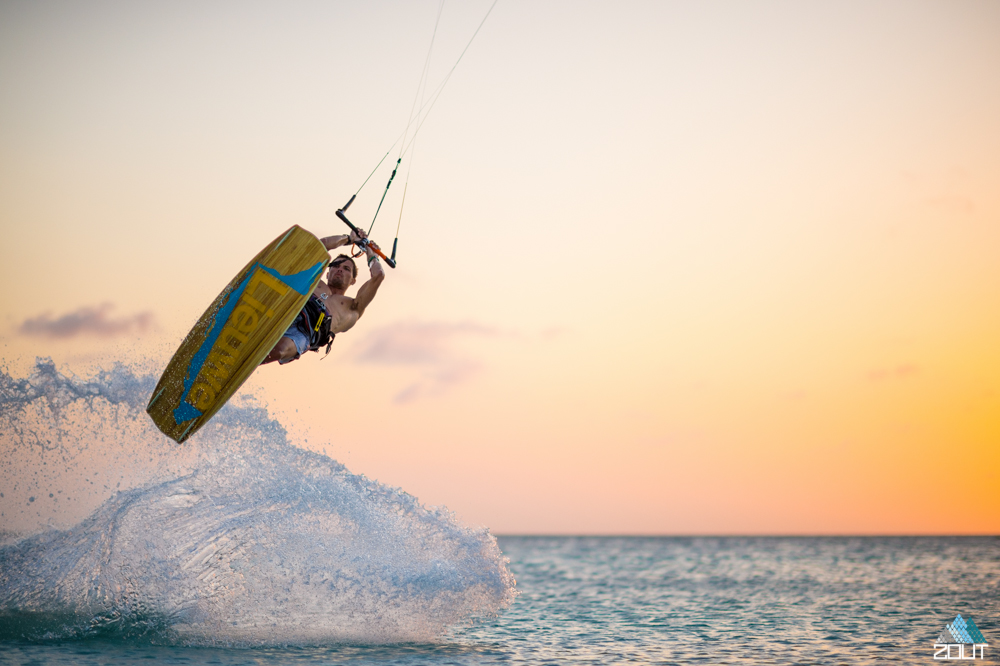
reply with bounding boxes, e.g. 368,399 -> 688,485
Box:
327,260 -> 356,289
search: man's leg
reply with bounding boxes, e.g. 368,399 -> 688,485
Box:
262,337 -> 299,365
263,316 -> 310,365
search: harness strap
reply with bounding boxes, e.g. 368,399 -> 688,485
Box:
300,296 -> 334,354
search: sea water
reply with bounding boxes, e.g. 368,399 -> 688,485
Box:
1,361 -> 998,665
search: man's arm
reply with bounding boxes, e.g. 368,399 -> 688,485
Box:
352,250 -> 385,317
319,233 -> 356,251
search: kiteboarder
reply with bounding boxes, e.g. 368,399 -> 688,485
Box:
262,229 -> 384,365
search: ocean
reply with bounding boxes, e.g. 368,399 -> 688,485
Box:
1,362 -> 998,664
2,536 -> 999,665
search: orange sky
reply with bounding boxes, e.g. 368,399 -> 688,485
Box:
1,0 -> 998,534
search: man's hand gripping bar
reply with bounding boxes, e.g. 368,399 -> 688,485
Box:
336,195 -> 397,269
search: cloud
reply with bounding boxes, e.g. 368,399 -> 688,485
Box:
355,321 -> 497,365
17,304 -> 155,339
353,320 -> 498,403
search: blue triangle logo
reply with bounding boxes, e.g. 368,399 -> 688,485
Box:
938,615 -> 987,644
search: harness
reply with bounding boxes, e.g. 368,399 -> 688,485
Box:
299,295 -> 335,355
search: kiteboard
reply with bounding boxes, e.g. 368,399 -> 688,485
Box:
147,225 -> 329,443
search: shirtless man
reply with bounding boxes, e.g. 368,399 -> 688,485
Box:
262,229 -> 384,364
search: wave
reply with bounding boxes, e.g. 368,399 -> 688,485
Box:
0,359 -> 515,645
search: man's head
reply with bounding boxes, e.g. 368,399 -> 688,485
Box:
327,254 -> 357,290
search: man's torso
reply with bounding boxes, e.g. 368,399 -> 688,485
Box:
311,281 -> 360,334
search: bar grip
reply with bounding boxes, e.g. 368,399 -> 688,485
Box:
336,209 -> 361,235
335,208 -> 396,269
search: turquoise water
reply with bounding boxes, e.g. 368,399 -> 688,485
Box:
1,362 -> 998,664
2,537 -> 999,664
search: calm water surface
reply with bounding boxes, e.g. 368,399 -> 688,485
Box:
2,536 -> 998,665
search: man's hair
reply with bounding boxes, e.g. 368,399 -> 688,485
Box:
329,254 -> 358,278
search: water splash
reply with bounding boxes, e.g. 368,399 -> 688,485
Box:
0,359 -> 516,645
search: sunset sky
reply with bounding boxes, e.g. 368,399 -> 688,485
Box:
1,0 -> 998,534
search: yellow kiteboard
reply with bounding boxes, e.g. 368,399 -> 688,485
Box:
147,225 -> 329,443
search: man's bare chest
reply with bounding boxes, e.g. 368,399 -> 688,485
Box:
313,285 -> 359,334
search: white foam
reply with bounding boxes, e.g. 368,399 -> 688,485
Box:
0,359 -> 516,645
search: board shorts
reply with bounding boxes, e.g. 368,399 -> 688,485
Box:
279,316 -> 311,364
